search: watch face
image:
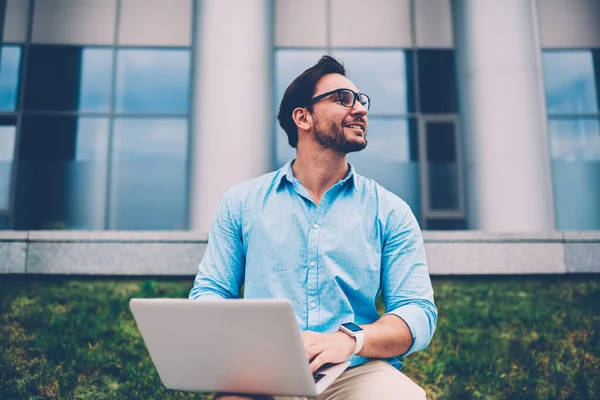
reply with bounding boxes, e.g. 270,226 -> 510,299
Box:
342,322 -> 362,332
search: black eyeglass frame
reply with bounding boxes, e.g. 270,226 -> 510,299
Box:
306,88 -> 371,111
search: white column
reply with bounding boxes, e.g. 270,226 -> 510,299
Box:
189,0 -> 273,233
452,0 -> 555,232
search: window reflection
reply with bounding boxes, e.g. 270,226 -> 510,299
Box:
548,119 -> 600,161
333,50 -> 415,115
275,50 -> 324,111
14,116 -> 109,229
543,51 -> 599,114
0,126 -> 16,210
0,46 -> 22,111
348,118 -> 421,217
549,119 -> 600,230
425,121 -> 460,211
110,118 -> 188,230
418,50 -> 458,114
275,123 -> 297,169
115,49 -> 191,114
79,49 -> 113,112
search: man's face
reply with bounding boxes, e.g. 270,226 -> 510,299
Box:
309,74 -> 369,154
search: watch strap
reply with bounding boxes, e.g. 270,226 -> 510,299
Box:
352,331 -> 364,355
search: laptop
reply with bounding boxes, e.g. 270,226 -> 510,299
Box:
129,298 -> 350,397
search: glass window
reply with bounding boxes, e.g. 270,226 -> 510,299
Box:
425,121 -> 460,211
22,45 -> 113,112
0,217 -> 8,229
118,0 -> 192,46
115,49 -> 191,114
418,50 -> 458,114
31,0 -> 116,45
275,50 -> 325,112
79,49 -> 113,112
0,126 -> 16,210
348,118 -> 421,216
275,124 -> 297,169
549,119 -> 600,230
0,46 -> 22,111
542,51 -> 599,114
110,118 -> 188,230
14,116 -> 110,230
548,119 -> 600,161
333,50 -> 415,115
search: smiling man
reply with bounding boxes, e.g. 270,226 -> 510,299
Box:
190,55 -> 437,400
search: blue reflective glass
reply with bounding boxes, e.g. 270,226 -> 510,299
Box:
275,50 -> 324,112
111,118 -> 188,229
548,119 -> 600,161
23,45 -> 111,112
0,126 -> 16,209
69,118 -> 110,229
275,122 -> 297,169
115,50 -> 191,114
543,51 -> 599,114
0,46 -> 22,111
347,118 -> 421,218
79,49 -> 113,112
14,116 -> 109,229
333,50 -> 414,115
549,118 -> 600,230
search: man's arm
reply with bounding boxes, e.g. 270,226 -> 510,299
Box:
378,203 -> 437,357
189,190 -> 245,299
303,314 -> 413,372
304,204 -> 437,372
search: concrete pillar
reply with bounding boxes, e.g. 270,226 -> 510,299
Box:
189,0 -> 273,233
452,0 -> 555,232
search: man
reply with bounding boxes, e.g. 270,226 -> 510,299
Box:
189,55 -> 437,400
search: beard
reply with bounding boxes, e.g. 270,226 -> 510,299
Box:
312,117 -> 368,154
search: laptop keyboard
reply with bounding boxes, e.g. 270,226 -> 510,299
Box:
313,373 -> 326,383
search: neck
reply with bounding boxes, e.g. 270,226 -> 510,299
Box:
292,147 -> 349,204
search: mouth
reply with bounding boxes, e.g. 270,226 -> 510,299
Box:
343,123 -> 366,135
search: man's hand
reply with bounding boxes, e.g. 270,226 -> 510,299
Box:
301,330 -> 356,373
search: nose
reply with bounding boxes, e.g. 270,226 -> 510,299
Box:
351,100 -> 368,117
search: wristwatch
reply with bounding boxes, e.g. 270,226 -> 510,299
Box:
339,322 -> 364,355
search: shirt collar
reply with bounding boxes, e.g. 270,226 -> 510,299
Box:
276,159 -> 358,191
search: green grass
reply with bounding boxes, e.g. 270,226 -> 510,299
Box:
1,276 -> 599,399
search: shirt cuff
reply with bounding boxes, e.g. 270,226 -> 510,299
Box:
385,303 -> 433,357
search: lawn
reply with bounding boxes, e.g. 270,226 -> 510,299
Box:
0,276 -> 598,399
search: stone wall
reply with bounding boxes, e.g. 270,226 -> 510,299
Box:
1,231 -> 598,275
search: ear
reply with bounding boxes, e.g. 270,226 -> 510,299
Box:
292,107 -> 312,131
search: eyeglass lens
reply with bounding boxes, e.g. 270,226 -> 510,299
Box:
339,89 -> 369,110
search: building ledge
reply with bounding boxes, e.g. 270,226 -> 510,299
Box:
1,230 -> 598,275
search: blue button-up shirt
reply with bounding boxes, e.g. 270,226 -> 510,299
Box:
189,160 -> 437,369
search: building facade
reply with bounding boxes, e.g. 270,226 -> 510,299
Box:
0,0 -> 599,234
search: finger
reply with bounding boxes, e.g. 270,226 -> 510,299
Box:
305,343 -> 324,362
309,353 -> 327,373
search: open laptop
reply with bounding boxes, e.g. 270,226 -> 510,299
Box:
129,298 -> 350,397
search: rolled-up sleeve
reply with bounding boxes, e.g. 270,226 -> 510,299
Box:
189,189 -> 245,300
381,203 -> 437,357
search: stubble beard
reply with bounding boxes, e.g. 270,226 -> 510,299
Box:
313,117 -> 368,155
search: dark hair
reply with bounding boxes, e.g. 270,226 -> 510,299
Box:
277,55 -> 346,148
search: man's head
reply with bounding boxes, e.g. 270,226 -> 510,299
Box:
277,55 -> 369,154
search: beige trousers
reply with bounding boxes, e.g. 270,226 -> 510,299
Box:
275,360 -> 426,400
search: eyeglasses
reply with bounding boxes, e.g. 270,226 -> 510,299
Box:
306,88 -> 370,111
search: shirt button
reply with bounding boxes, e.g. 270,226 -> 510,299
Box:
310,303 -> 317,309
313,223 -> 319,229
309,261 -> 316,267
